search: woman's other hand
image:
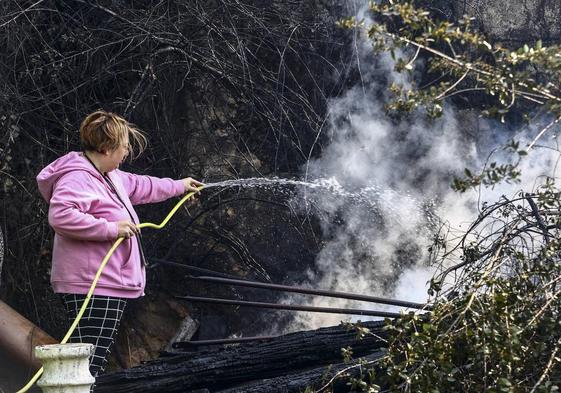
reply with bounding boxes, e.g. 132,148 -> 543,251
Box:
182,177 -> 204,193
117,220 -> 140,239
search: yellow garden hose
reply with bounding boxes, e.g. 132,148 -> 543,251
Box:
16,186 -> 204,393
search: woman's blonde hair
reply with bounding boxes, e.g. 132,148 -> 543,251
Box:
80,110 -> 147,159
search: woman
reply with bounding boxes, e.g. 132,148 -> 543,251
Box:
36,110 -> 203,378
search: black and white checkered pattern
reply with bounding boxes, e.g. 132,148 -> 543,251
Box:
61,294 -> 127,378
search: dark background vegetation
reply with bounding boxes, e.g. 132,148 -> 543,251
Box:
0,0 -> 365,372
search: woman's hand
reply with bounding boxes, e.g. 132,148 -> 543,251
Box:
117,220 -> 140,239
182,177 -> 204,193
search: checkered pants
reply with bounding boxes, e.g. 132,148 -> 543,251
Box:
61,294 -> 127,378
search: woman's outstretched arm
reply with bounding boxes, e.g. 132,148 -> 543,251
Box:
117,170 -> 203,205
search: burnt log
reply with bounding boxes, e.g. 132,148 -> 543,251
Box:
216,351 -> 384,393
96,320 -> 387,392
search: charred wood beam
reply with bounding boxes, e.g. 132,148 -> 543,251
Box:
95,321 -> 387,392
173,335 -> 278,348
216,351 -> 385,393
178,295 -> 404,318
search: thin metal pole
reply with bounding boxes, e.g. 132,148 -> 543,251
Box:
153,257 -> 430,310
172,336 -> 278,348
191,275 -> 428,309
179,296 -> 404,318
148,258 -> 240,280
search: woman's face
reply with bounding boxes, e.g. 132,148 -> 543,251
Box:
104,135 -> 130,172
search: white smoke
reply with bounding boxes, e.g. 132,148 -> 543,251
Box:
277,2 -> 561,333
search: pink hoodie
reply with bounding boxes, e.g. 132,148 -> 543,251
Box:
37,151 -> 186,298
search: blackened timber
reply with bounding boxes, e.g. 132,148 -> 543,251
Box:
173,336 -> 278,347
216,351 -> 385,393
191,275 -> 428,309
179,295 -> 403,318
95,321 -> 387,393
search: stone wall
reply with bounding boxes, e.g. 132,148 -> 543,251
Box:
430,0 -> 561,44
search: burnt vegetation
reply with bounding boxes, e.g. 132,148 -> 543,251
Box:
0,0 -> 360,359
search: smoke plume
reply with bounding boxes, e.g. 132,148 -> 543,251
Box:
278,2 -> 561,333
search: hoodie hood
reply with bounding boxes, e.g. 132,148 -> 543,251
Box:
37,151 -> 102,202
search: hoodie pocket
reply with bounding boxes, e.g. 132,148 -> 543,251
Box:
84,246 -> 96,282
87,240 -> 127,287
120,239 -> 142,288
120,238 -> 134,269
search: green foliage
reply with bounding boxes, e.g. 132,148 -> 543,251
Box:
328,188 -> 561,392
310,188 -> 560,392
452,140 -> 527,192
366,0 -> 561,118
339,0 -> 561,191
380,188 -> 561,392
